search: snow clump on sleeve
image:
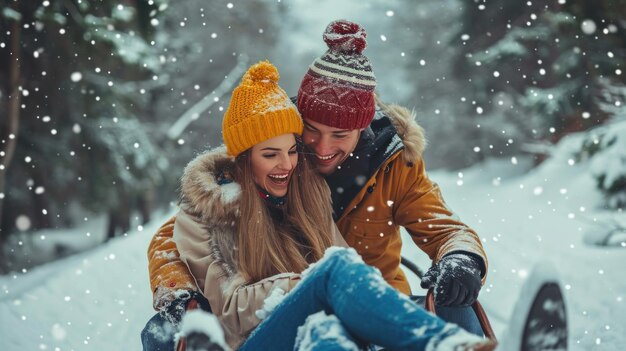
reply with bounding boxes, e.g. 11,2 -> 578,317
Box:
255,286 -> 286,320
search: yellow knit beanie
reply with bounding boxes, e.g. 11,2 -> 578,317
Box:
222,60 -> 303,157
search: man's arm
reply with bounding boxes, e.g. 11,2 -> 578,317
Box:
147,216 -> 199,310
392,157 -> 488,280
391,156 -> 488,306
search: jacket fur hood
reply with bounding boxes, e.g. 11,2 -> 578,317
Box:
178,146 -> 241,227
375,95 -> 427,164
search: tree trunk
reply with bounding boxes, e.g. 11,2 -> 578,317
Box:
0,2 -> 22,269
106,212 -> 117,240
138,188 -> 155,225
106,194 -> 131,241
32,170 -> 52,230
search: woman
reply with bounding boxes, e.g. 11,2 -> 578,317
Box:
171,60 -> 496,351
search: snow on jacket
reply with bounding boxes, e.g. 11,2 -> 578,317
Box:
149,147 -> 347,350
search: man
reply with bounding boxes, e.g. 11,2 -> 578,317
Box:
142,20 -> 488,350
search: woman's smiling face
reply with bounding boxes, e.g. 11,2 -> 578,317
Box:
250,133 -> 298,197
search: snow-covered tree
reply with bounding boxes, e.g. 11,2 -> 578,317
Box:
452,0 -> 625,164
146,0 -> 284,208
0,0 -> 168,248
577,81 -> 626,210
385,0 -> 489,169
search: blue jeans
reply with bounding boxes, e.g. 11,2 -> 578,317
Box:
140,251 -> 483,350
239,248 -> 478,351
410,296 -> 483,337
140,299 -> 482,351
140,305 -> 482,351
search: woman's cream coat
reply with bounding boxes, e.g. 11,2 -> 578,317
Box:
168,148 -> 346,349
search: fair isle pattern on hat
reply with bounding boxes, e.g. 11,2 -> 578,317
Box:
308,54 -> 376,90
297,20 -> 377,130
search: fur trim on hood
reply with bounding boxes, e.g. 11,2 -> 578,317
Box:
178,146 -> 241,226
375,95 -> 427,163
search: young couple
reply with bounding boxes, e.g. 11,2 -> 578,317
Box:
142,20 -> 493,351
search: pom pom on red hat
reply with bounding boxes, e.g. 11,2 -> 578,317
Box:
297,20 -> 376,130
323,20 -> 367,54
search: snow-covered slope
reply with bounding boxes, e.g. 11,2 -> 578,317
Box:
0,215 -> 167,350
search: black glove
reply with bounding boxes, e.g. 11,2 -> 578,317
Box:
420,253 -> 483,307
159,290 -> 211,326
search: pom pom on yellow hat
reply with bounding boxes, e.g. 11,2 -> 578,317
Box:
222,60 -> 303,157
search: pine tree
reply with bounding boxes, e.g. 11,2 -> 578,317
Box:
577,81 -> 626,210
453,0 -> 625,163
0,0 -> 168,247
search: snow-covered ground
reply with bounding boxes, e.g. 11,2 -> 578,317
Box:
0,215 -> 166,351
1,133 -> 624,350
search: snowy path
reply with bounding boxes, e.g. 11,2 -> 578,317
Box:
0,215 -> 166,350
1,153 -> 624,350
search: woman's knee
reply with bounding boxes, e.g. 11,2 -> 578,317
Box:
303,247 -> 376,284
319,247 -> 380,277
300,247 -> 380,295
317,247 -> 364,269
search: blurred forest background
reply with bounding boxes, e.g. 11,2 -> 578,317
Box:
0,0 -> 624,272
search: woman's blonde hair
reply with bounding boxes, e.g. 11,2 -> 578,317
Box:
234,141 -> 335,282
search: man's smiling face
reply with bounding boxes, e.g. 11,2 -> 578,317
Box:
301,118 -> 361,175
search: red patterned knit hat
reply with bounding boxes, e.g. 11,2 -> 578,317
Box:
297,20 -> 377,130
